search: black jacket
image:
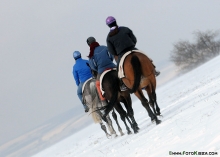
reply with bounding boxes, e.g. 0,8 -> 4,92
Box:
106,26 -> 137,57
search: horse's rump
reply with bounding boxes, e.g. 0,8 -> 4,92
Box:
99,68 -> 117,96
122,51 -> 156,92
102,70 -> 120,100
82,79 -> 103,123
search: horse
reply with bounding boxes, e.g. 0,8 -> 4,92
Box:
89,66 -> 139,134
119,50 -> 161,125
82,78 -> 125,137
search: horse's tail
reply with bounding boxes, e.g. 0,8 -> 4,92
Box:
90,80 -> 102,123
91,97 -> 102,123
104,72 -> 120,115
90,96 -> 102,124
130,55 -> 142,93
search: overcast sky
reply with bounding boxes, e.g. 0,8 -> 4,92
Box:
1,0 -> 220,144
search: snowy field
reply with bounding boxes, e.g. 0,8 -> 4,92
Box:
33,56 -> 220,157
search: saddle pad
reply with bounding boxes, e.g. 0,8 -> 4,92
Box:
118,51 -> 132,78
82,77 -> 93,93
118,50 -> 147,79
100,68 -> 116,95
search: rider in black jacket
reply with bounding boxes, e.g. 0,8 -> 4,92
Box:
105,16 -> 160,76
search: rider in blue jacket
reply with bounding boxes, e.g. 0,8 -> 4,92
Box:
72,51 -> 92,112
86,37 -> 116,100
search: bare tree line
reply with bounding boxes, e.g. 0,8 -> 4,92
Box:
170,30 -> 220,73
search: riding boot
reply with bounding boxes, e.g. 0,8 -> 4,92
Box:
120,79 -> 128,91
151,61 -> 160,77
155,70 -> 160,77
84,104 -> 89,113
96,81 -> 106,101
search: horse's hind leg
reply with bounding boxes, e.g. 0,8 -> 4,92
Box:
135,90 -> 161,125
125,116 -> 134,130
114,105 -> 132,135
121,96 -> 139,133
97,110 -> 117,136
105,114 -> 118,137
148,88 -> 161,115
152,91 -> 161,115
145,87 -> 159,116
111,109 -> 125,136
100,122 -> 111,138
149,99 -> 157,116
120,99 -> 132,129
128,116 -> 139,133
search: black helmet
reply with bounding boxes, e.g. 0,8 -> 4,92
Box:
86,37 -> 96,45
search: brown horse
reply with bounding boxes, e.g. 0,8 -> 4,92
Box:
121,51 -> 161,125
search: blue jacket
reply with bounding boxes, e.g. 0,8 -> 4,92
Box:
72,58 -> 92,86
89,45 -> 116,74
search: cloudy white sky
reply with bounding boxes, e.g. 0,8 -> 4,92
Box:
1,0 -> 220,145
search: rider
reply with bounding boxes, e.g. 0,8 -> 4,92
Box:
72,51 -> 92,112
86,36 -> 116,100
105,16 -> 160,77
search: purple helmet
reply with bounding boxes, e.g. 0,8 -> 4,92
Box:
106,16 -> 116,25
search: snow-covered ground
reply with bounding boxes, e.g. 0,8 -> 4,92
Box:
33,56 -> 220,157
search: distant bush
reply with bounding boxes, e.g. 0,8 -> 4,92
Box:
170,30 -> 220,73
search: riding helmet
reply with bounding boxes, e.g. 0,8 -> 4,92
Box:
106,16 -> 117,28
86,37 -> 96,45
73,51 -> 81,60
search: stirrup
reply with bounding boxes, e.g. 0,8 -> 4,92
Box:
120,84 -> 128,91
155,71 -> 160,77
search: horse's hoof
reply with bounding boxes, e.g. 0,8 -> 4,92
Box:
127,131 -> 132,135
106,134 -> 111,139
156,120 -> 162,125
151,119 -> 156,123
159,115 -> 163,118
134,130 -> 139,134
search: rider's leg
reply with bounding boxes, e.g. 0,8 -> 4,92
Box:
77,82 -> 89,112
149,59 -> 160,77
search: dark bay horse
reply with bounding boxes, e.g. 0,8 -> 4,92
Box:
120,51 -> 161,125
98,69 -> 139,134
